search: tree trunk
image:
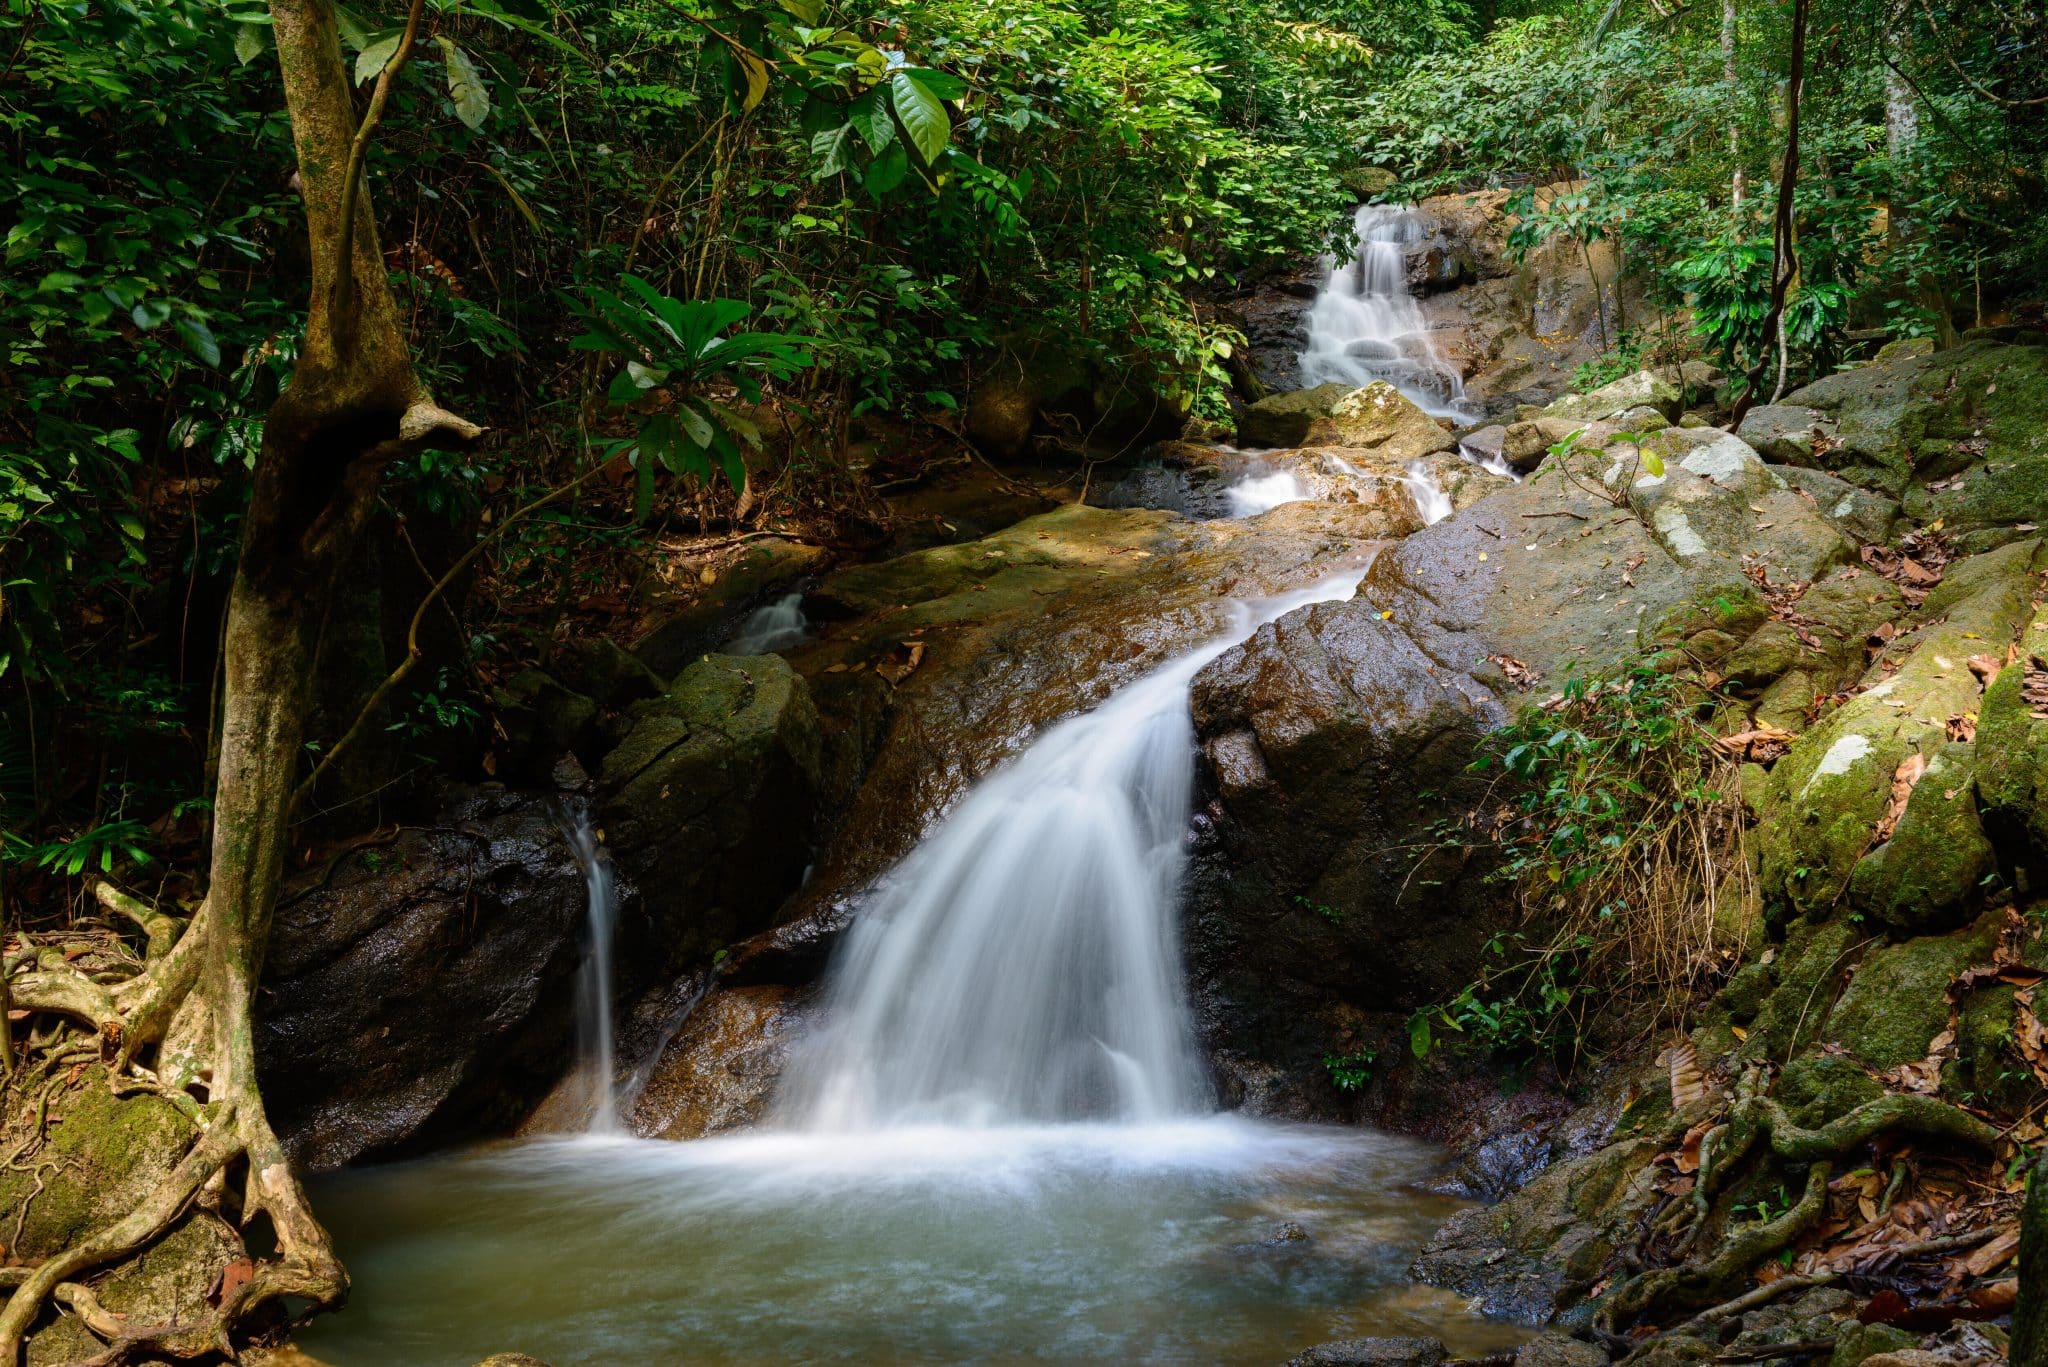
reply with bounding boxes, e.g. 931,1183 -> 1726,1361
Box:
1724,0 -> 1744,208
2018,1152 -> 2048,1366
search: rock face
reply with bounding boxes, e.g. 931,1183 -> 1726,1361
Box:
259,788 -> 590,1168
626,985 -> 807,1138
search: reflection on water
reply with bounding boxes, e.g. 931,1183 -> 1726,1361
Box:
301,1120 -> 1526,1366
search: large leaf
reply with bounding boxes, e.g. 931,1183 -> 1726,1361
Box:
904,66 -> 966,100
888,70 -> 950,167
810,123 -> 857,179
732,47 -> 770,111
847,89 -> 895,153
233,22 -> 268,65
354,30 -> 403,85
864,141 -> 909,195
437,38 -> 491,129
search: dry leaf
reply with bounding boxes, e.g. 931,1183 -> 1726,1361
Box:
1875,752 -> 1928,842
874,640 -> 926,686
1666,1040 -> 1707,1109
1960,1226 -> 2019,1277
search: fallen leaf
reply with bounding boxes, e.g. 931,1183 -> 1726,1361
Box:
1875,752 -> 1928,842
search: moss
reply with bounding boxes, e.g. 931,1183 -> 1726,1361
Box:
1823,912 -> 2003,1069
1829,1322 -> 1919,1367
1719,962 -> 1777,1021
1977,638 -> 2048,857
1774,1054 -> 1885,1128
0,1067 -> 196,1261
1847,742 -> 1994,933
1740,920 -> 1860,1062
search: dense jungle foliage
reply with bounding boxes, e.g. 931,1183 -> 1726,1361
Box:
2,0 -> 2043,911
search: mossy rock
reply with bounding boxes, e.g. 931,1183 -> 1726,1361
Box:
1755,540 -> 2042,917
0,1067 -> 197,1261
1739,919 -> 1860,1061
1238,383 -> 1356,449
1822,912 -> 2003,1070
1773,1053 -> 1885,1128
1975,614 -> 2048,860
1848,742 -> 1995,932
1719,961 -> 1777,1021
1829,1322 -> 1919,1367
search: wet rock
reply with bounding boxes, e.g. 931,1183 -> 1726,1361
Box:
599,652 -> 823,972
1240,383 -> 1356,448
1515,1333 -> 1609,1367
633,538 -> 832,678
1287,1336 -> 1448,1367
1973,609 -> 2048,861
1830,1322 -> 1920,1367
627,985 -> 807,1139
259,789 -> 590,1168
1412,1136 -> 1665,1322
1320,381 -> 1460,460
491,668 -> 599,781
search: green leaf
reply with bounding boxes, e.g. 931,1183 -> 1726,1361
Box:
864,141 -> 909,195
437,38 -> 491,129
234,21 -> 269,65
1408,1012 -> 1432,1058
905,67 -> 967,101
848,89 -> 895,153
175,317 -> 221,368
733,47 -> 770,112
888,71 -> 950,167
355,31 -> 403,85
1639,449 -> 1665,478
810,124 -> 856,179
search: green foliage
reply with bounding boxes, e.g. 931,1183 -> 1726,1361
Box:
1409,655 -> 1743,1068
1322,1047 -> 1378,1091
571,277 -> 815,503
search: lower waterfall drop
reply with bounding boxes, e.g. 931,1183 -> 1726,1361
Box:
560,810 -> 620,1135
778,572 -> 1364,1132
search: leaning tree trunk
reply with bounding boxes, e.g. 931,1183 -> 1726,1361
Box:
197,0 -> 481,1317
0,0 -> 477,1357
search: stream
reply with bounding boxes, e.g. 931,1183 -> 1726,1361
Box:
294,215 -> 1527,1367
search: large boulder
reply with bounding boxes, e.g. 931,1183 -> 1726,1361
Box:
1776,340 -> 2048,549
1541,370 -> 1683,425
1239,383 -> 1355,448
259,788 -> 590,1168
1321,382 -> 1460,459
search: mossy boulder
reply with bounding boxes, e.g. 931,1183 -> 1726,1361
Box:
1542,370 -> 1682,424
1779,341 -> 2048,548
0,1068 -> 196,1260
1974,610 -> 2048,862
1773,1053 -> 1885,1128
1737,404 -> 1839,465
1769,465 -> 1900,546
1239,383 -> 1355,449
1755,539 -> 2043,917
1822,912 -> 2003,1070
1317,382 -> 1459,460
1848,742 -> 1994,932
1737,919 -> 1861,1062
1829,1323 -> 1919,1367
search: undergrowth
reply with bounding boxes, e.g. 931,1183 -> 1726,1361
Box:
1409,654 -> 1755,1073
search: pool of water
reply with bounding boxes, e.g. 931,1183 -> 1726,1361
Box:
300,1118 -> 1524,1366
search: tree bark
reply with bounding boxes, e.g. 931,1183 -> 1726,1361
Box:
1726,0 -> 1807,433
1724,0 -> 1744,209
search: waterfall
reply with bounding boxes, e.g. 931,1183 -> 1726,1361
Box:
778,572 -> 1365,1131
1298,204 -> 1470,419
726,591 -> 809,654
1224,467 -> 1310,517
1401,461 -> 1453,526
560,811 -> 620,1134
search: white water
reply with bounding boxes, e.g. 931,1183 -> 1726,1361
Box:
1299,204 -> 1471,420
1223,468 -> 1310,517
1401,461 -> 1453,526
1459,439 -> 1517,480
726,591 -> 809,653
777,571 -> 1366,1132
559,811 -> 620,1134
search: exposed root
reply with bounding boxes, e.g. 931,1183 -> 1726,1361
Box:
1603,1161 -> 1832,1333
0,1103 -> 239,1361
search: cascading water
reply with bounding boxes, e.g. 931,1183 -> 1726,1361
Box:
559,811 -> 620,1135
1401,461 -> 1454,527
1299,204 -> 1471,419
725,591 -> 810,653
1223,466 -> 1310,517
777,572 -> 1365,1132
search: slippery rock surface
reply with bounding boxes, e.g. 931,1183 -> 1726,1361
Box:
259,788 -> 589,1168
626,985 -> 807,1139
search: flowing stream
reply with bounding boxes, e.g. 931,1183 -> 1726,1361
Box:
302,575 -> 1525,1366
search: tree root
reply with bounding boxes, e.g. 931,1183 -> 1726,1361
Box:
1604,1161 -> 1833,1333
0,1104 -> 239,1361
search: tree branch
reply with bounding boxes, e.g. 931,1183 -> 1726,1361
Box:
330,0 -> 430,336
